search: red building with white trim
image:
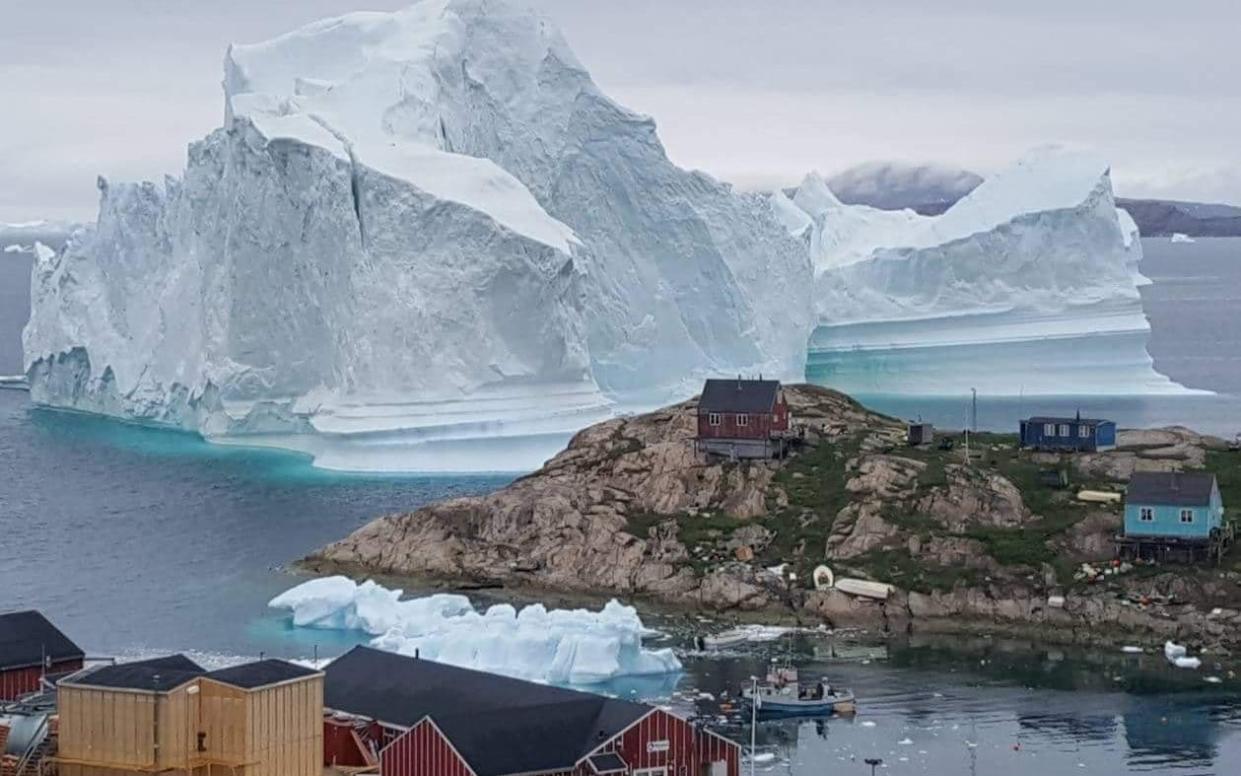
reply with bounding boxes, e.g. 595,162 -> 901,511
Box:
695,378 -> 791,460
324,646 -> 740,776
0,610 -> 85,701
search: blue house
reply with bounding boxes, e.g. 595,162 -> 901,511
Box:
1019,415 -> 1116,452
1123,471 -> 1223,540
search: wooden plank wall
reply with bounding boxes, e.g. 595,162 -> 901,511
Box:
58,675 -> 322,776
382,719 -> 473,776
198,680 -> 250,767
241,677 -> 323,776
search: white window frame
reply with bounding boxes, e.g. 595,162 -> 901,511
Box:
1044,423 -> 1056,437
1059,424 -> 1070,437
708,412 -> 721,427
1139,507 -> 1154,522
1079,425 -> 1091,438
1180,509 -> 1195,524
736,413 -> 749,427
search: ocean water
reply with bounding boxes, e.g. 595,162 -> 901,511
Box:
2,239 -> 1241,773
838,237 -> 1241,436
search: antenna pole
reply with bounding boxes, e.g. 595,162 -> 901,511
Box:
749,676 -> 758,776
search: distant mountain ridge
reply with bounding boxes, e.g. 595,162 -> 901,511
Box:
827,161 -> 1241,237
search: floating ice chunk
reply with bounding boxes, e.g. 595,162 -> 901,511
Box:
2,244 -> 23,254
1173,656 -> 1201,669
898,738 -> 913,745
269,576 -> 681,684
860,720 -> 877,728
1171,232 -> 1195,243
1205,676 -> 1223,684
1121,645 -> 1143,654
1163,640 -> 1187,660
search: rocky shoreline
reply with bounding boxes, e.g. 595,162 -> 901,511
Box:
305,385 -> 1241,653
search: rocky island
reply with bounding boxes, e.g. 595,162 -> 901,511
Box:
307,385 -> 1241,651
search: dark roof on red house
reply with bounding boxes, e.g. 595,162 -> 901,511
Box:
699,378 -> 781,414
1127,472 -> 1217,507
0,610 -> 85,672
324,646 -> 651,776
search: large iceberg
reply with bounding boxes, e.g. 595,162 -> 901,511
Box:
24,1 -> 1189,473
268,576 -> 681,685
24,0 -> 810,471
791,149 -> 1192,396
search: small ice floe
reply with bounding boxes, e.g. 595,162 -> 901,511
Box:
860,720 -> 877,728
1164,640 -> 1201,669
1205,676 -> 1223,684
1121,645 -> 1143,654
750,753 -> 776,764
697,692 -> 715,700
897,738 -> 913,745
1171,232 -> 1195,243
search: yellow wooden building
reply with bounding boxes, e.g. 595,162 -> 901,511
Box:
55,655 -> 322,776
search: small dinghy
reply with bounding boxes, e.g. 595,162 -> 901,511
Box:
742,665 -> 855,716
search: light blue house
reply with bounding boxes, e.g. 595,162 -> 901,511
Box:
1123,471 -> 1223,540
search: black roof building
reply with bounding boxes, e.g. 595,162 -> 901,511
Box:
62,654 -> 205,692
324,646 -> 650,776
205,658 -> 320,690
1026,416 -> 1111,426
1127,471 -> 1218,507
61,655 -> 317,693
698,378 -> 782,414
0,610 -> 85,671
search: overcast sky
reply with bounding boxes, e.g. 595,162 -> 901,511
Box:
2,0 -> 1239,222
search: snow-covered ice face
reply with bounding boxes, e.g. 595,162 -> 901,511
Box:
268,576 -> 681,685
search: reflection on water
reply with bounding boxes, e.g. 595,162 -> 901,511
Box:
663,632 -> 1241,776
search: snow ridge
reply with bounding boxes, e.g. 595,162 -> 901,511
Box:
24,0 -> 811,470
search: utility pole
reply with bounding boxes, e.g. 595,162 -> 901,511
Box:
749,676 -> 758,776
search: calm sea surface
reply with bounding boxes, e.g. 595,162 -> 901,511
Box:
2,239 -> 1241,774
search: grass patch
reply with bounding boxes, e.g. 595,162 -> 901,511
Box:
1205,448 -> 1241,570
849,548 -> 983,593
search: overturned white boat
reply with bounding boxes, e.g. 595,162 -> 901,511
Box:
696,624 -> 792,650
834,578 -> 896,601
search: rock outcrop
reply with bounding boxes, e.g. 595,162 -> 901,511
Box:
310,384 -> 1241,649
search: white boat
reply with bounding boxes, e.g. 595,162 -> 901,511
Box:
742,665 -> 855,716
834,578 -> 895,601
697,624 -> 791,650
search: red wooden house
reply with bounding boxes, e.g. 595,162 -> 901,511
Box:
0,611 -> 85,701
323,646 -> 740,776
695,378 -> 791,460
